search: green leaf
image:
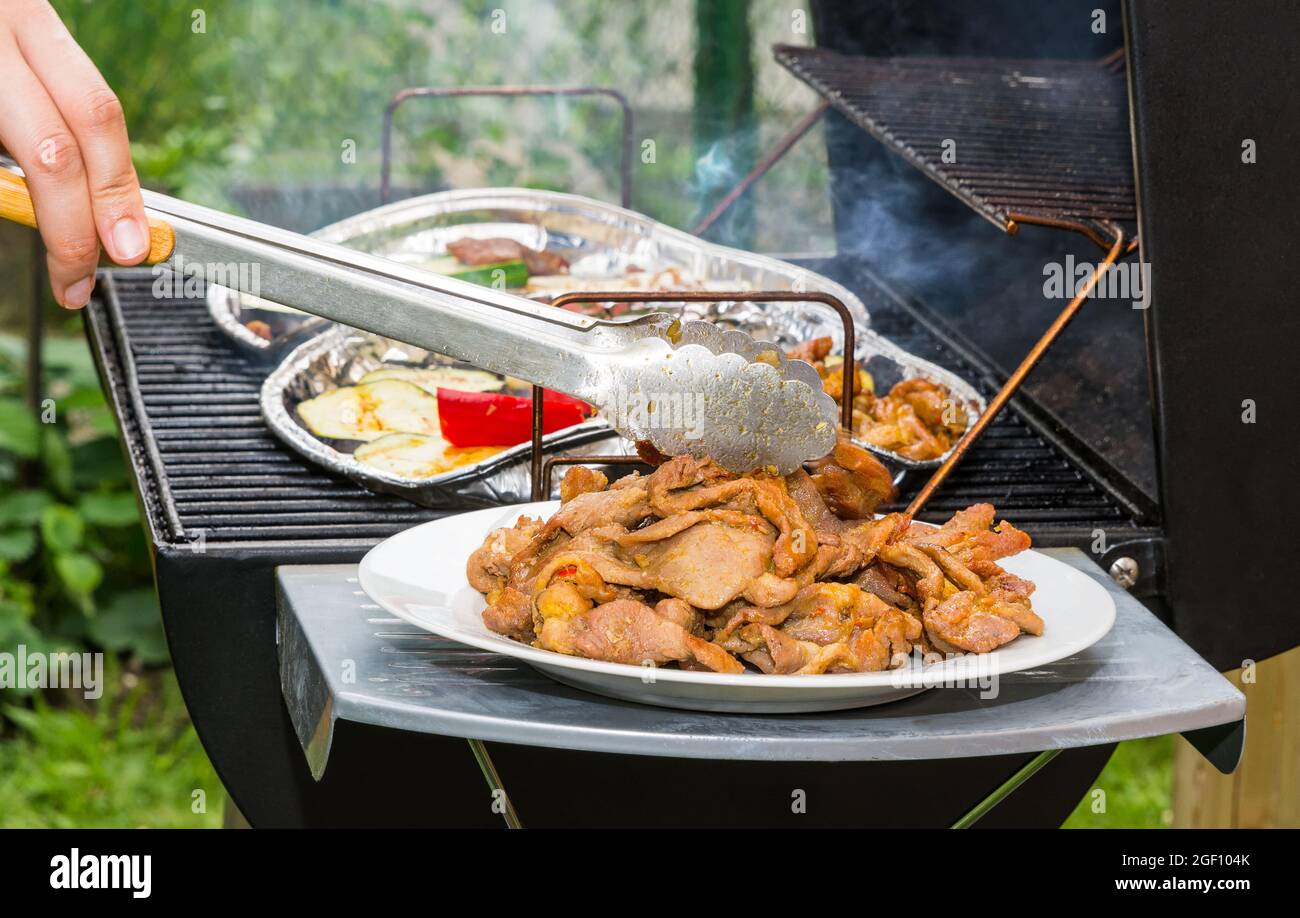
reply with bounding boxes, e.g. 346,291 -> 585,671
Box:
40,338 -> 100,389
86,588 -> 169,665
78,492 -> 139,527
0,528 -> 37,562
40,504 -> 84,552
71,438 -> 130,489
0,490 -> 52,526
0,601 -> 43,664
54,551 -> 103,600
41,427 -> 74,498
57,387 -> 108,412
0,399 -> 41,458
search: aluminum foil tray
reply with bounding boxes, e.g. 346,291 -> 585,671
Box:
261,326 -> 630,507
256,188 -> 985,506
212,187 -> 879,360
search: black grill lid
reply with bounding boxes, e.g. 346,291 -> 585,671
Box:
774,44 -> 1135,238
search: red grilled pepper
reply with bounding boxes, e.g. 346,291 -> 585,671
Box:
436,388 -> 589,447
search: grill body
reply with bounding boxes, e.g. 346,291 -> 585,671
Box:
87,265 -> 1140,826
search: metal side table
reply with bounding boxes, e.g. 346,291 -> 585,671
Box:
276,549 -> 1245,828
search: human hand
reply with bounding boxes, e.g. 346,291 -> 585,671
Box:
0,0 -> 149,308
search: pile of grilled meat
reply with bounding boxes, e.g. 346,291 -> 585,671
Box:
467,438 -> 1042,675
790,337 -> 969,462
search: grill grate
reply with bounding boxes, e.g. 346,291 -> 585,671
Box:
88,270 -> 1147,548
774,45 -> 1135,234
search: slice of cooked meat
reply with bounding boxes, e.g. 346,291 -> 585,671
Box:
644,454 -> 738,514
889,378 -> 957,432
560,465 -> 608,502
603,509 -> 773,546
466,515 -> 543,592
447,237 -> 525,265
740,572 -> 801,607
784,468 -> 844,531
547,476 -> 652,535
915,543 -> 987,594
777,582 -> 891,645
786,336 -> 833,366
734,623 -> 834,674
446,237 -> 569,275
878,543 -> 946,610
903,503 -> 1032,567
518,248 -> 569,276
634,440 -> 671,466
482,586 -> 536,642
634,522 -> 775,610
529,517 -> 775,612
734,605 -> 918,674
872,606 -> 924,662
539,598 -> 742,673
855,562 -> 918,611
645,457 -> 818,577
713,582 -> 916,665
983,568 -> 1037,607
817,514 -> 908,579
653,597 -> 701,632
983,596 -> 1044,638
922,590 -> 1025,654
806,435 -> 895,519
711,584 -> 839,645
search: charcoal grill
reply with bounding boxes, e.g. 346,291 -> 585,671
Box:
85,254 -> 1223,828
79,0 -> 1298,827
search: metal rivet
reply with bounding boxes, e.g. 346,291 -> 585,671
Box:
1109,557 -> 1139,589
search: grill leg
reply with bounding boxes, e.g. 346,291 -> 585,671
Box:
951,748 -> 1061,828
469,739 -> 523,829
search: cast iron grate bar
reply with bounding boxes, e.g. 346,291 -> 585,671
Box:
773,45 -> 1135,233
88,271 -> 1141,546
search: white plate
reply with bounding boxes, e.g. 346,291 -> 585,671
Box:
358,502 -> 1116,713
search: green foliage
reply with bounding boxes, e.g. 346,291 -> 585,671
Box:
0,333 -> 160,662
0,663 -> 221,828
52,0 -> 438,205
1063,736 -> 1174,828
88,589 -> 170,666
0,399 -> 40,458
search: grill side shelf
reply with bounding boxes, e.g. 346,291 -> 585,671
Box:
275,552 -> 1243,769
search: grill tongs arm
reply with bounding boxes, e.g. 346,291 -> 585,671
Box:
0,165 -> 836,473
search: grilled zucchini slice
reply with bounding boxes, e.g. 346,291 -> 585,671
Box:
353,432 -> 504,478
356,365 -> 503,395
296,380 -> 441,442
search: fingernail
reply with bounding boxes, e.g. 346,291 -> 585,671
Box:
63,275 -> 95,308
112,216 -> 148,261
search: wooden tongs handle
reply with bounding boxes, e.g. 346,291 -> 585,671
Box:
0,167 -> 175,264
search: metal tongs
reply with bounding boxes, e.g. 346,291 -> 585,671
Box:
0,164 -> 837,473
